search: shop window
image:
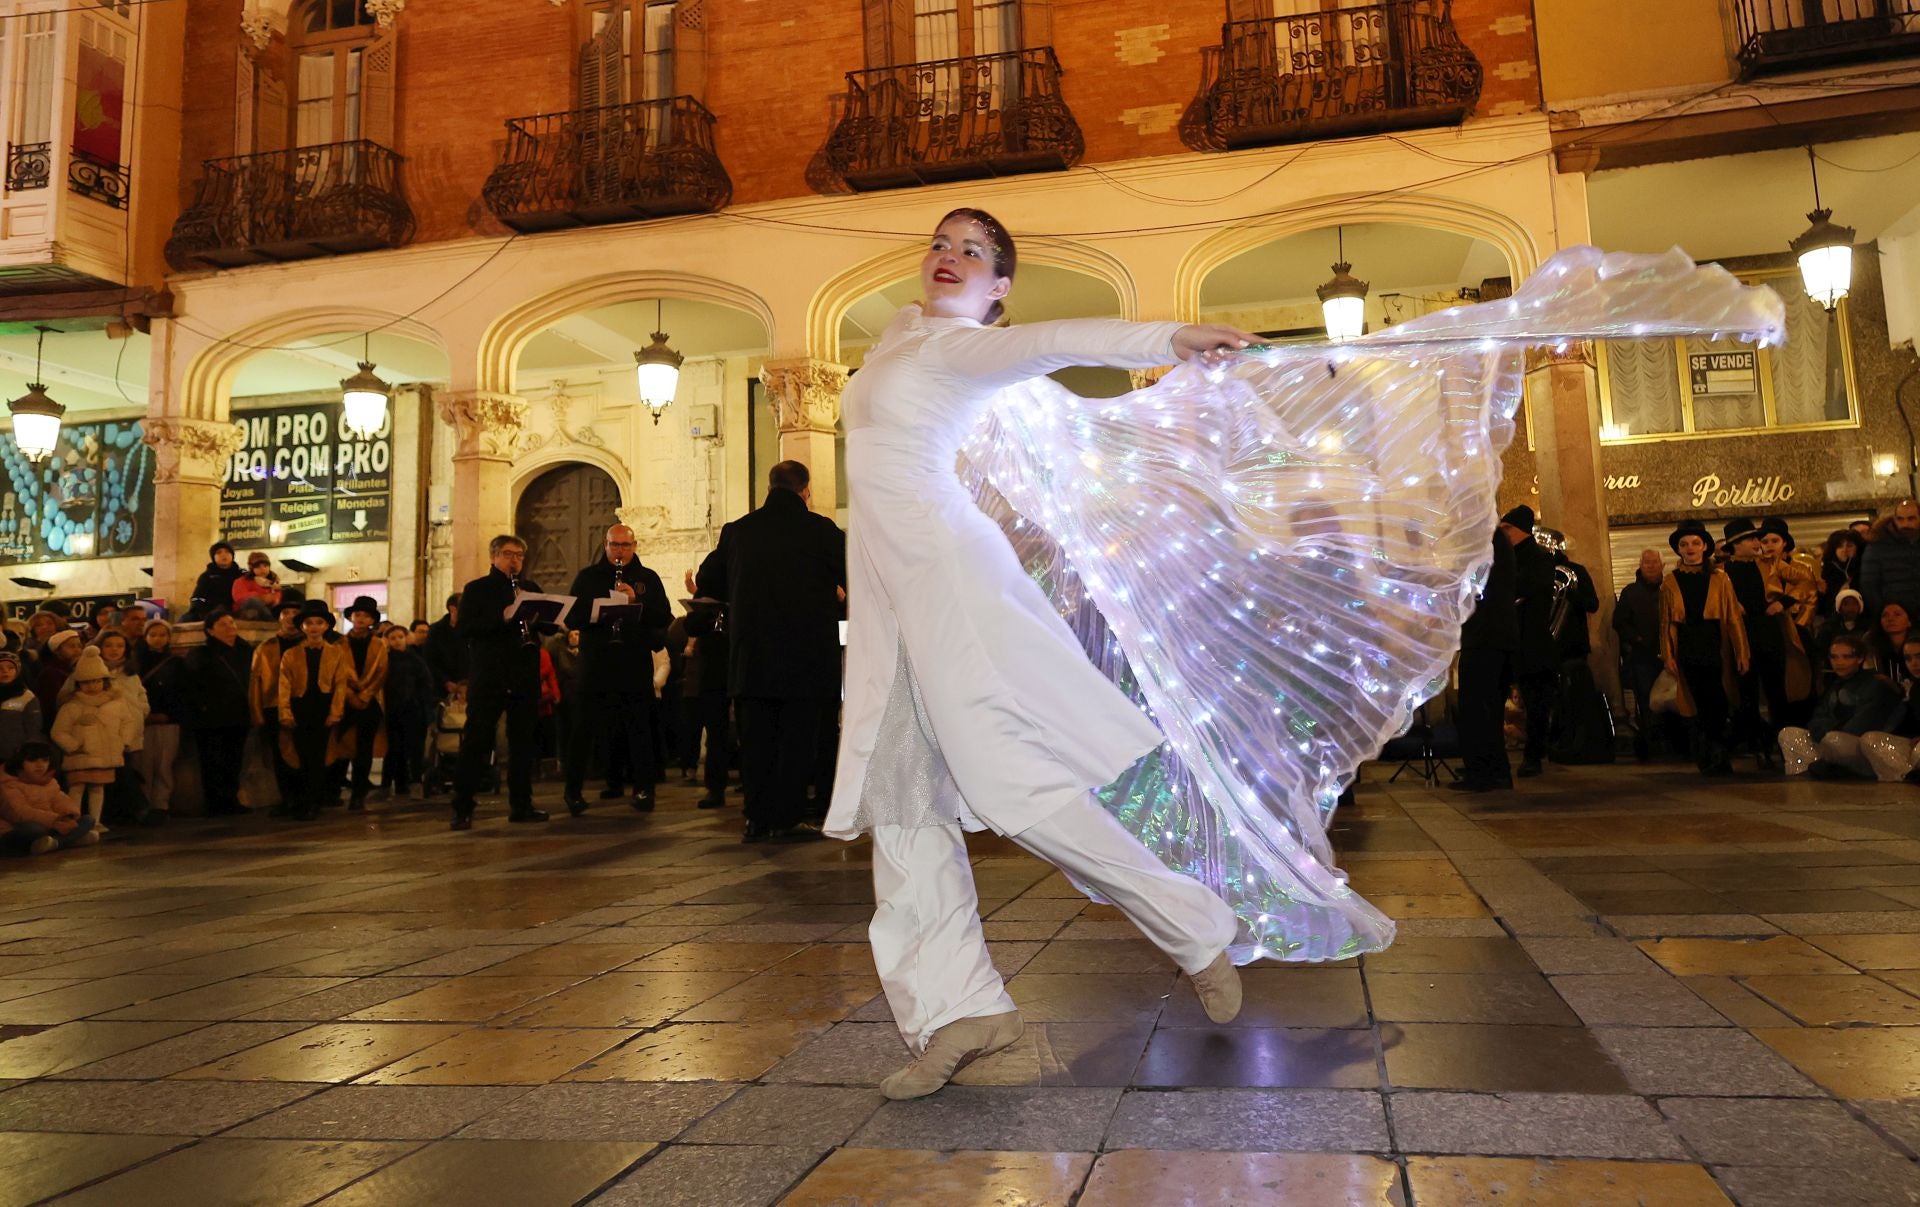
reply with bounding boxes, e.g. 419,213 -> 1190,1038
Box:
1598,266 -> 1856,444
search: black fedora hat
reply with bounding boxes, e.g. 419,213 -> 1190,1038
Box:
346,595 -> 382,621
1721,516 -> 1763,550
1669,518 -> 1713,553
1760,516 -> 1796,553
296,599 -> 336,628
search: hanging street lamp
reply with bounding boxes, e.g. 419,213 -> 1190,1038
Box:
1317,227 -> 1369,343
9,326 -> 65,463
1790,146 -> 1854,311
634,298 -> 684,425
340,333 -> 393,439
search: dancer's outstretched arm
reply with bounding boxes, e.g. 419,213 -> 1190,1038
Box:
927,318 -> 1256,392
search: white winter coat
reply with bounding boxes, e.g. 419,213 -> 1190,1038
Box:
51,687 -> 138,770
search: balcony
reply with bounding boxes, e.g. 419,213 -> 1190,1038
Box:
1733,0 -> 1920,75
482,96 -> 731,234
809,48 -> 1083,193
165,140 -> 415,271
1179,0 -> 1482,153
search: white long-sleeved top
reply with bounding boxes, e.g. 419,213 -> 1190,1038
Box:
825,305 -> 1183,838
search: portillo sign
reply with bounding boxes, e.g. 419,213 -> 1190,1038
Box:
1601,472 -> 1798,510
1688,473 -> 1794,509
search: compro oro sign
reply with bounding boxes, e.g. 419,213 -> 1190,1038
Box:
221,403 -> 393,547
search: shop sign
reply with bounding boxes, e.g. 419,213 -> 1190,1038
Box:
221,403 -> 392,547
1689,350 -> 1759,397
3,592 -> 141,624
1690,473 -> 1794,509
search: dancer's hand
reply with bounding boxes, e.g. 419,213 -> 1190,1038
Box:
1173,324 -> 1258,363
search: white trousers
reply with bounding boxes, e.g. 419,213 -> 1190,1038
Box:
870,796 -> 1239,1053
1862,732 -> 1920,782
1780,727 -> 1874,778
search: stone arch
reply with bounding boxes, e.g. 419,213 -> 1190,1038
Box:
806,236 -> 1142,363
1175,195 -> 1542,322
178,307 -> 448,422
476,272 -> 777,396
508,442 -> 631,511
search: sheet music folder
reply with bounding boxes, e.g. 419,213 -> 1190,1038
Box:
504,592 -> 574,625
590,596 -> 646,624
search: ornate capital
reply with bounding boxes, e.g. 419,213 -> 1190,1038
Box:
146,417 -> 245,485
238,8 -> 274,50
364,0 -> 404,26
761,358 -> 848,433
1525,341 -> 1596,374
438,391 -> 528,461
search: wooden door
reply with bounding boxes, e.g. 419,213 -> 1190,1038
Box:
515,464 -> 623,591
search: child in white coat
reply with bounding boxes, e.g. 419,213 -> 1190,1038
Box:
51,648 -> 138,826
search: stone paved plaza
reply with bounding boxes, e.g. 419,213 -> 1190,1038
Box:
6,765 -> 1920,1205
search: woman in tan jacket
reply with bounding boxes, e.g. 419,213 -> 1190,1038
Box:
334,596 -> 389,811
1660,519 -> 1751,776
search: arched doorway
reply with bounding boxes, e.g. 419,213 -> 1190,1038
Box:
516,463 -> 622,588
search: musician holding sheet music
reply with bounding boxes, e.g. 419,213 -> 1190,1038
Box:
449,534 -> 558,831
561,524 -> 671,816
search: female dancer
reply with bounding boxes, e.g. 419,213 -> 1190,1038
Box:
826,208 -> 1259,1098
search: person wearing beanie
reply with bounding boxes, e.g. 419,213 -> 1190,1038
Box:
335,596 -> 389,811
1660,518 -> 1749,775
1722,517 -> 1812,769
278,601 -> 350,821
1817,527 -> 1868,617
0,651 -> 42,765
186,541 -> 247,623
1497,505 -> 1556,778
31,628 -> 82,729
51,647 -> 138,827
1814,587 -> 1871,681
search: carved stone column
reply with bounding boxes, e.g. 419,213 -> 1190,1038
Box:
147,417 -> 245,613
437,391 -> 527,586
761,357 -> 848,515
1525,342 -> 1617,693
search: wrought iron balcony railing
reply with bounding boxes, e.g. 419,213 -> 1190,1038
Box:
1179,0 -> 1482,153
165,139 -> 414,271
5,142 -> 49,192
68,150 -> 128,208
1733,0 -> 1920,75
482,96 -> 731,233
809,48 -> 1083,193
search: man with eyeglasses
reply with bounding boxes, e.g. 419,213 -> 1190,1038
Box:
562,524 -> 671,815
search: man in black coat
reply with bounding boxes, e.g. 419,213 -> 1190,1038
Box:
185,609 -> 255,815
1452,530 -> 1518,792
696,460 -> 847,842
1502,506 -> 1558,778
562,524 -> 670,816
424,593 -> 469,696
681,596 -> 733,810
1613,548 -> 1666,761
449,535 -> 549,831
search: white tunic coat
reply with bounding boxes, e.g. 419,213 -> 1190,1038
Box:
824,306 -> 1186,839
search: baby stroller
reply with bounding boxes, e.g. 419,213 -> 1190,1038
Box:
422,688 -> 498,796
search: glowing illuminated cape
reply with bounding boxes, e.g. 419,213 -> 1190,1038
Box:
955,247 -> 1786,962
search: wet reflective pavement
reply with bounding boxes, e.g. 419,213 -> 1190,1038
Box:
4,764 -> 1920,1204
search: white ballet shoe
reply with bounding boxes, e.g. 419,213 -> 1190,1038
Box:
880,1010 -> 1024,1100
1191,951 -> 1242,1024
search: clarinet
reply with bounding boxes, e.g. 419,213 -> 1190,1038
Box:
509,572 -> 534,646
610,557 -> 628,644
